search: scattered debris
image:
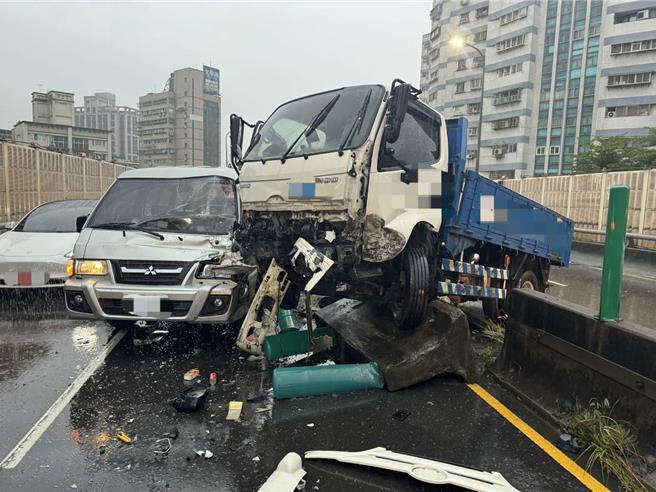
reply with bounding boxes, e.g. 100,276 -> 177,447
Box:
162,427 -> 179,440
258,452 -> 307,492
256,408 -> 269,413
392,410 -> 410,422
247,394 -> 267,403
96,432 -> 111,444
273,363 -> 383,399
230,437 -> 255,452
209,372 -> 217,386
306,423 -> 315,428
153,438 -> 172,455
252,456 -> 260,462
172,388 -> 208,413
183,368 -> 200,381
226,401 -> 243,420
195,449 -> 214,459
117,431 -> 132,445
296,479 -> 306,490
556,433 -> 580,454
304,447 -> 520,490
127,418 -> 135,424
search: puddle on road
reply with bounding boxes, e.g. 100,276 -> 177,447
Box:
0,341 -> 51,382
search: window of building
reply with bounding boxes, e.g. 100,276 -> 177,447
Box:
428,91 -> 438,102
453,105 -> 465,116
430,26 -> 441,41
550,145 -> 561,155
378,99 -> 441,172
536,146 -> 546,155
470,78 -> 482,90
473,56 -> 484,68
499,6 -> 528,26
468,126 -> 478,137
614,8 -> 656,24
493,88 -> 522,105
493,143 -> 517,155
497,63 -> 523,77
455,82 -> 466,93
476,6 -> 488,18
492,116 -> 520,130
611,39 -> 656,55
474,30 -> 487,43
457,59 -> 467,71
606,105 -> 653,117
468,103 -> 480,114
496,34 -> 526,52
460,12 -> 470,24
607,72 -> 652,87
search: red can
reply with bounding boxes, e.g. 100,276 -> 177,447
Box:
209,372 -> 217,386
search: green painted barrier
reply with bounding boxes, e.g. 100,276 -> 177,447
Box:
277,308 -> 300,332
263,327 -> 333,361
599,185 -> 629,322
273,362 -> 384,399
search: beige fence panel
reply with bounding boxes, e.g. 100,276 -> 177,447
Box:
1,141 -> 130,223
501,169 -> 656,251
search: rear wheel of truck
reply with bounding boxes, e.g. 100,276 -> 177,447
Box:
391,247 -> 430,330
482,264 -> 543,320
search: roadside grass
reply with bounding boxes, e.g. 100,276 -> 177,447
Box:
481,319 -> 505,343
565,399 -> 646,492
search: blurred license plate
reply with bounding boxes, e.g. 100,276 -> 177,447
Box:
129,296 -> 161,315
4,271 -> 48,286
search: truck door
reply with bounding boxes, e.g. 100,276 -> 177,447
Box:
363,98 -> 447,262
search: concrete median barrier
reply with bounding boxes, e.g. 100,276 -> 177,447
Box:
497,288 -> 656,441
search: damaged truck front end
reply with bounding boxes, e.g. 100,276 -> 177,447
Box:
232,82 -> 445,326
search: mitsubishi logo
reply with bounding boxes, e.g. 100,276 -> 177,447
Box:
144,265 -> 158,276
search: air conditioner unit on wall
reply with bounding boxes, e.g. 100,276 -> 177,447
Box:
493,147 -> 505,158
607,111 -> 615,118
467,151 -> 476,160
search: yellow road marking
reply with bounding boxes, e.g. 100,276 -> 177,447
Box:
467,383 -> 609,492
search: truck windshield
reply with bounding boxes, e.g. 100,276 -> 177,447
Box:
243,84 -> 384,162
87,176 -> 237,235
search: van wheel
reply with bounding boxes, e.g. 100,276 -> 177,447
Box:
391,247 -> 430,330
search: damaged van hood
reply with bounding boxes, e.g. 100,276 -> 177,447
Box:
74,228 -> 233,262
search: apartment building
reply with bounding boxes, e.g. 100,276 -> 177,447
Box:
31,91 -> 75,126
420,0 -> 656,178
138,66 -> 221,167
75,92 -> 139,164
594,0 -> 656,139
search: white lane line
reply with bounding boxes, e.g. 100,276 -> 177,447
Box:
547,280 -> 568,287
0,329 -> 127,469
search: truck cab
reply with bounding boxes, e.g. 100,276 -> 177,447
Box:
234,81 -> 448,327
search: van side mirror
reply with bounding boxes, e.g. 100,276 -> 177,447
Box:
384,82 -> 411,144
76,215 -> 88,233
230,114 -> 245,170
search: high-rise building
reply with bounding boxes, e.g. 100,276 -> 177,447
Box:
32,91 -> 75,126
594,1 -> 656,140
138,66 -> 222,167
420,0 -> 656,178
75,92 -> 139,164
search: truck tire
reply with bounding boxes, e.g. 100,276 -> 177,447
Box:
391,247 -> 430,330
517,269 -> 542,291
482,266 -> 543,320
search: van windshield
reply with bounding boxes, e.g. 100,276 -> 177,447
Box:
243,85 -> 384,162
87,176 -> 237,235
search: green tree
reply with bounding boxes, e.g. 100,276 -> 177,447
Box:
574,129 -> 656,174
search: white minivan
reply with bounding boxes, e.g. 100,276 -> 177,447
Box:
65,166 -> 256,328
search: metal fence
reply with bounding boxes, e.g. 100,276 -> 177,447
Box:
500,169 -> 656,250
0,141 -> 131,223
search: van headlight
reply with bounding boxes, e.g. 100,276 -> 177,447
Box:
75,260 -> 109,276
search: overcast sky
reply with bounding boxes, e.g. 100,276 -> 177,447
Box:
0,1 -> 430,145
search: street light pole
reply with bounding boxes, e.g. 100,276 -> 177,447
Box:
463,41 -> 485,173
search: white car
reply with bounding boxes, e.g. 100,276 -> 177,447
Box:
0,200 -> 98,288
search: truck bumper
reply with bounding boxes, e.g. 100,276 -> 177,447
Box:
64,277 -> 250,325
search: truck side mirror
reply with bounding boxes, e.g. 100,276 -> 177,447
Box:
76,215 -> 89,233
384,83 -> 411,144
230,114 -> 245,170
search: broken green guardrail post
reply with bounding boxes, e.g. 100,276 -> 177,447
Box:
273,362 -> 384,399
599,185 -> 629,322
277,308 -> 300,332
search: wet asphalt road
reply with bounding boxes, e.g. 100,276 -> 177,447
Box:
2,246 -> 650,491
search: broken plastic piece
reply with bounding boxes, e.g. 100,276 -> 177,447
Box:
226,401 -> 243,420
257,452 -> 307,492
290,238 -> 334,292
273,363 -> 383,399
183,368 -> 200,381
557,433 -> 580,454
153,438 -> 172,455
162,427 -> 179,440
116,431 -> 132,445
195,449 -> 214,459
171,388 -> 208,413
304,447 -> 519,492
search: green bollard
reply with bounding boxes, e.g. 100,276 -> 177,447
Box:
599,185 -> 630,322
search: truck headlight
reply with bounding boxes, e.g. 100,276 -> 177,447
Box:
75,260 -> 109,276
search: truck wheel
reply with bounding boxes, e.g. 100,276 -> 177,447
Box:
517,269 -> 542,291
391,247 -> 430,330
482,295 -> 503,321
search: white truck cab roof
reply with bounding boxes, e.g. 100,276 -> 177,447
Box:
118,166 -> 238,181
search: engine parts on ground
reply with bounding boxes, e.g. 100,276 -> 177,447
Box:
273,362 -> 383,399
304,447 -> 519,491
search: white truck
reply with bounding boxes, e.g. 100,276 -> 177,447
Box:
65,166 -> 257,329
229,80 -> 572,329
